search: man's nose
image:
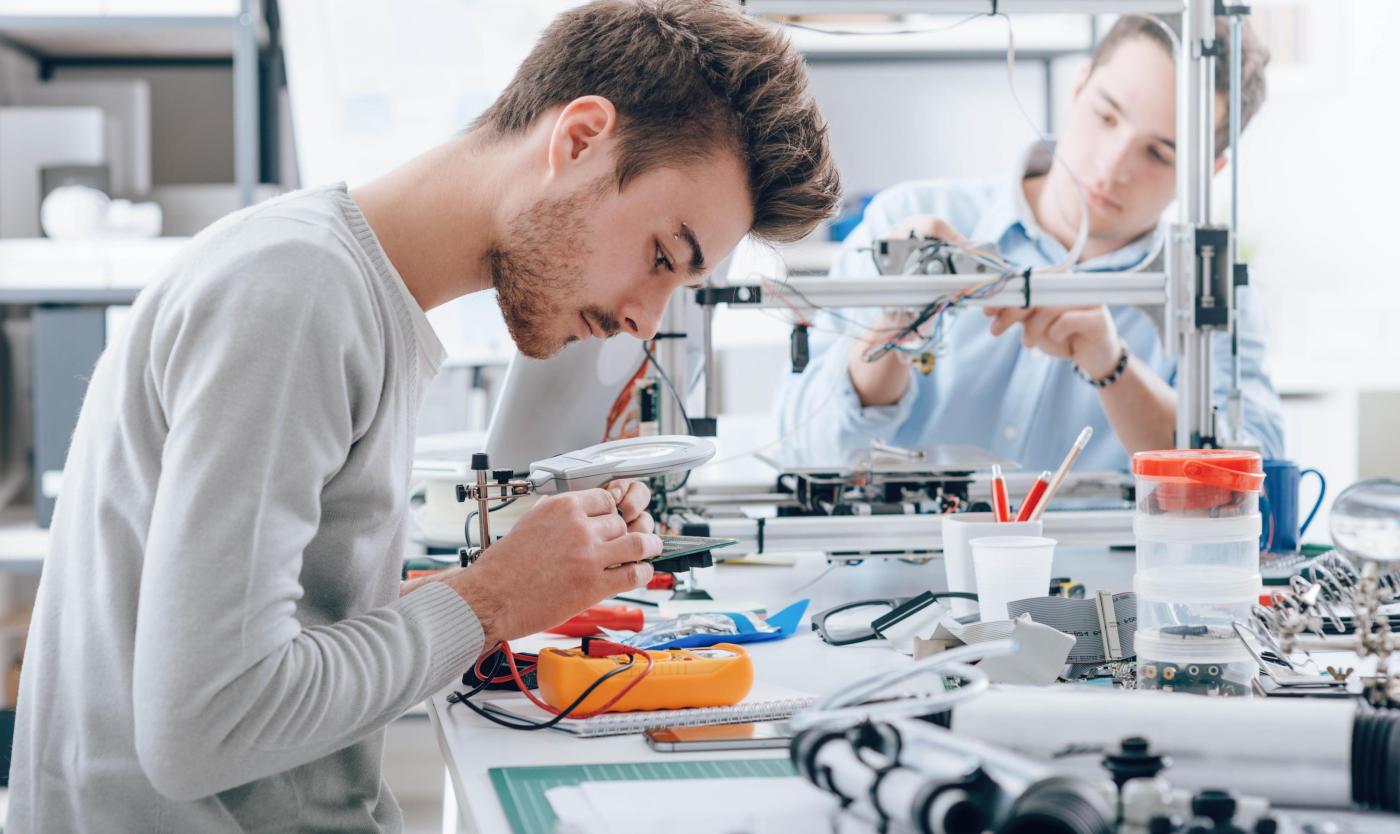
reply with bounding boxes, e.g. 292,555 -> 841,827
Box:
621,301 -> 664,340
1101,135 -> 1136,185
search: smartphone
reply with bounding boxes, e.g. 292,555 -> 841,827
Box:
644,722 -> 792,752
651,535 -> 738,563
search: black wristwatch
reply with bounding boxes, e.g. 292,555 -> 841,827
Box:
1074,344 -> 1130,389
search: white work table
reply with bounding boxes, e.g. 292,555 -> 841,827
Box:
428,544 -> 1400,834
429,547 -> 1131,833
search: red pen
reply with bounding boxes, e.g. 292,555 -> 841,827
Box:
991,464 -> 1010,523
1016,470 -> 1052,522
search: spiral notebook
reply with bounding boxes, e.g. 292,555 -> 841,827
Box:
480,684 -> 815,738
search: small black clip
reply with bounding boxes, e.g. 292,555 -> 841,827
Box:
790,324 -> 811,373
1021,266 -> 1034,308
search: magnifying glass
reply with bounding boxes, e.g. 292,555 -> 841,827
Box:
526,435 -> 716,494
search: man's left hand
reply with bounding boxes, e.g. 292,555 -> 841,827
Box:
984,305 -> 1122,380
606,479 -> 655,534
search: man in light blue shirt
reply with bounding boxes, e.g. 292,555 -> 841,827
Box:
777,15 -> 1283,474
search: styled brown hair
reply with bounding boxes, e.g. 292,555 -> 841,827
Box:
473,0 -> 840,244
1089,15 -> 1270,154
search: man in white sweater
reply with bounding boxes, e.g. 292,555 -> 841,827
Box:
7,2 -> 839,831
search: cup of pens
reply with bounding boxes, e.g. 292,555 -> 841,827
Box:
939,427 -> 1091,617
942,512 -> 1042,617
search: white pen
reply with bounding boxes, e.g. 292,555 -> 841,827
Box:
1029,426 -> 1093,522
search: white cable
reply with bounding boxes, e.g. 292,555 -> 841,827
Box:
797,663 -> 991,730
779,13 -> 983,39
1121,16 -> 1180,278
793,639 -> 1018,731
1125,223 -> 1167,273
821,639 -> 1012,709
994,13 -> 1089,272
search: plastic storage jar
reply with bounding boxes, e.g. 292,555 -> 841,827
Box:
1135,630 -> 1258,696
1132,450 -> 1264,576
1134,568 -> 1260,697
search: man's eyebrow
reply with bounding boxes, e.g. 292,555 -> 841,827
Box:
1100,89 -> 1175,150
677,222 -> 706,278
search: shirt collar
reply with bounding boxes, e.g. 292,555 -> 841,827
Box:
978,140 -> 1163,272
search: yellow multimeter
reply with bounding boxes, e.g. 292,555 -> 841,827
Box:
536,642 -> 753,714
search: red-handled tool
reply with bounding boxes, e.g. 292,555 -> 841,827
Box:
546,604 -> 645,637
646,571 -> 677,591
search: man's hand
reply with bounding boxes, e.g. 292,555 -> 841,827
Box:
984,305 -> 1122,380
849,215 -> 971,406
431,486 -> 660,650
606,479 -> 655,534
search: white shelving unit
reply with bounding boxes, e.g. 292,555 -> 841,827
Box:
0,0 -> 270,205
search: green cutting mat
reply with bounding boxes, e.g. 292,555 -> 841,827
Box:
490,758 -> 796,834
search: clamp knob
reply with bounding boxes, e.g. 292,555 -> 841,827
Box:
1190,790 -> 1238,828
471,452 -> 490,471
1103,736 -> 1169,792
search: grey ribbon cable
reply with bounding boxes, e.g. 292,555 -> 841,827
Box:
1007,591 -> 1138,664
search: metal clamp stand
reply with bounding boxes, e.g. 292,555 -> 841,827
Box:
1253,552 -> 1400,708
455,452 -> 532,566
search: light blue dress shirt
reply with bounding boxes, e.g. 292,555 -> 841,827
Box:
774,143 -> 1284,474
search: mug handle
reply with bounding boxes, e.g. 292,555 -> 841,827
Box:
1259,490 -> 1275,552
1298,468 -> 1326,537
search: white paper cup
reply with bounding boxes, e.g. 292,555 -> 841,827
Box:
941,513 -> 1043,617
970,535 -> 1057,622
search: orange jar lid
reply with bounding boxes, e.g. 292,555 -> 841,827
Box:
1132,449 -> 1264,492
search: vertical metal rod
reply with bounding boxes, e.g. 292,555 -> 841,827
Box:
1180,0 -> 1217,448
1230,16 -> 1243,244
702,303 -> 720,419
1199,19 -> 1216,223
1227,12 -> 1245,440
657,286 -> 691,438
1042,57 -> 1055,133
234,0 -> 260,207
475,468 -> 492,551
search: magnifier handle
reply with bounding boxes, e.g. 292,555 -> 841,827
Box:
526,454 -> 618,494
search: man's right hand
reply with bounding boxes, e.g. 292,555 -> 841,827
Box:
439,489 -> 660,650
848,215 -> 971,406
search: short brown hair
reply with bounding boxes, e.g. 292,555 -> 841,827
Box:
1089,15 -> 1270,154
473,0 -> 840,244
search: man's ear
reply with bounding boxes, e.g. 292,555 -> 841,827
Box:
1213,154 -> 1228,175
546,95 -> 618,180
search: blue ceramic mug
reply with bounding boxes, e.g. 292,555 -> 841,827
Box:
1260,459 -> 1325,553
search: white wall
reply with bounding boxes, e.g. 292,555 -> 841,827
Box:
806,58 -> 1049,198
0,40 -> 36,104
1227,0 -> 1400,516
